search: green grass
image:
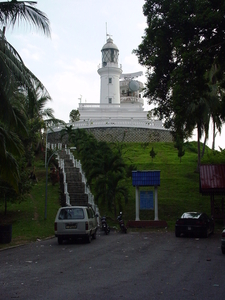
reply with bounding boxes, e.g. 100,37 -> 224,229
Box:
0,159 -> 60,249
1,141 -> 225,249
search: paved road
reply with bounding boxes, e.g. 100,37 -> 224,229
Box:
0,230 -> 224,300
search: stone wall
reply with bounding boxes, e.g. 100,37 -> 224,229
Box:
48,127 -> 173,144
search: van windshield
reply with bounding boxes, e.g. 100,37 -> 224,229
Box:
58,208 -> 84,220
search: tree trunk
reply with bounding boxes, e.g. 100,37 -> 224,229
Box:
197,124 -> 201,172
4,193 -> 7,216
212,121 -> 215,150
201,135 -> 207,158
113,197 -> 117,220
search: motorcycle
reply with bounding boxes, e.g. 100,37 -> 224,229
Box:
101,216 -> 110,235
117,212 -> 127,233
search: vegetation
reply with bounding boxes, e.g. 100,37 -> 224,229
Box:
69,109 -> 80,122
1,140 -> 225,249
0,2 -> 63,215
134,0 -> 225,169
150,147 -> 157,162
1,2 -> 225,250
65,129 -> 129,219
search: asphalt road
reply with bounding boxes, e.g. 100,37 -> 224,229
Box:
0,230 -> 224,300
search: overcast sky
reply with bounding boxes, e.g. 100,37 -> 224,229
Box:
4,0 -> 224,150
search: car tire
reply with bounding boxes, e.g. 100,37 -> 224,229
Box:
58,237 -> 63,245
86,234 -> 92,243
203,228 -> 208,238
175,229 -> 180,237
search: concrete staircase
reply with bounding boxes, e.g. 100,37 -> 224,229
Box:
58,148 -> 90,207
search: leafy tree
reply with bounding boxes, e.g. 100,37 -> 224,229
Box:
150,147 -> 157,162
205,63 -> 224,150
69,129 -> 129,218
69,109 -> 80,122
175,142 -> 185,163
134,0 -> 225,169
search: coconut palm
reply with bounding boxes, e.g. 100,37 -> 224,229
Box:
0,1 -> 50,36
0,1 -> 51,190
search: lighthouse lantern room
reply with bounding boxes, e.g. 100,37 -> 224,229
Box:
97,37 -> 122,105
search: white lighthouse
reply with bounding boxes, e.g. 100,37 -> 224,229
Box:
97,37 -> 122,105
77,36 -> 155,123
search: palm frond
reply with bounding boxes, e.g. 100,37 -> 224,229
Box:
0,1 -> 51,36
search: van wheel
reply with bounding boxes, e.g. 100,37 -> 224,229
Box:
92,230 -> 97,240
58,237 -> 63,245
86,234 -> 92,243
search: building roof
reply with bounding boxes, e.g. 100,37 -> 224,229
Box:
102,37 -> 118,51
199,164 -> 225,195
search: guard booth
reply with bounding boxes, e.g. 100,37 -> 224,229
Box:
127,170 -> 167,228
199,164 -> 225,223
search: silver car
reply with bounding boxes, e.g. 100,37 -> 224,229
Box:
54,206 -> 98,244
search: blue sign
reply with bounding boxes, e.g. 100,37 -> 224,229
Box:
140,191 -> 154,210
132,171 -> 160,186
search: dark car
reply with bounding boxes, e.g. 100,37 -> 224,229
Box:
221,229 -> 225,254
175,212 -> 214,238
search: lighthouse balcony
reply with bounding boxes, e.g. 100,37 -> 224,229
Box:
120,96 -> 144,105
98,63 -> 122,69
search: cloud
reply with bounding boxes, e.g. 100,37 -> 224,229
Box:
20,44 -> 44,62
55,58 -> 98,75
45,69 -> 100,122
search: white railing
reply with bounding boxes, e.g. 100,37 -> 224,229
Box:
57,145 -> 97,208
120,97 -> 144,105
50,118 -> 166,133
98,63 -> 122,69
57,155 -> 70,206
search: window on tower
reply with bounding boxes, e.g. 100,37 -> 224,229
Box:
109,98 -> 112,104
111,49 -> 114,62
109,78 -> 112,84
102,49 -> 119,64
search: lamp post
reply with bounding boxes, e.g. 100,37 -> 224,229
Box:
44,150 -> 58,220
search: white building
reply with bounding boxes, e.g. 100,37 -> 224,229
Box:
48,37 -> 171,144
78,37 -> 152,122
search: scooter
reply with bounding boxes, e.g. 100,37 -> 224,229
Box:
101,216 -> 110,235
117,212 -> 127,233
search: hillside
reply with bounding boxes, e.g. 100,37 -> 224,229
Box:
0,141 -> 225,248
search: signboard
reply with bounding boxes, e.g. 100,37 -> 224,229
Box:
140,191 -> 154,210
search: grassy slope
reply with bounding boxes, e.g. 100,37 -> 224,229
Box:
0,141 -> 224,248
0,157 -> 60,249
121,142 -> 208,228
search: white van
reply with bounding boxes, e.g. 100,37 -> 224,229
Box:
54,206 -> 98,244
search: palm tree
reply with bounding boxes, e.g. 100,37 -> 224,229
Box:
206,64 -> 224,150
0,1 -> 51,190
0,1 -> 50,36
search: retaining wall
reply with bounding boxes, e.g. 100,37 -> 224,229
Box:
48,127 -> 173,144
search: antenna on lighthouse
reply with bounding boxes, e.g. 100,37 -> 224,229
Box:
105,22 -> 112,41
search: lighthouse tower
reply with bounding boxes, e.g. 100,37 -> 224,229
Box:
97,37 -> 122,105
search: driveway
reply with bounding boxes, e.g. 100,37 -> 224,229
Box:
0,230 -> 224,299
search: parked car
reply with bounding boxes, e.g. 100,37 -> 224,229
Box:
54,206 -> 98,244
175,212 -> 214,238
221,229 -> 225,254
